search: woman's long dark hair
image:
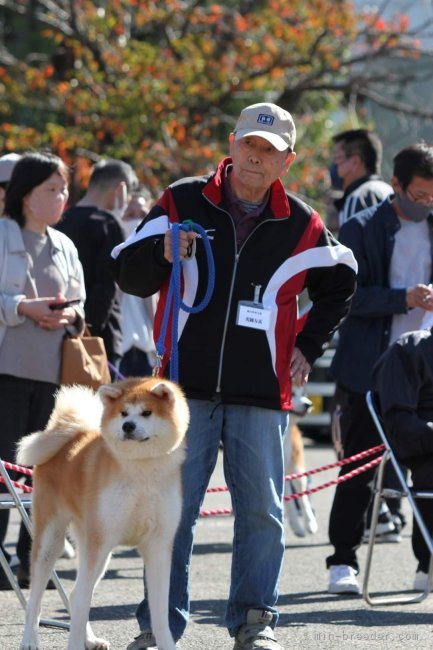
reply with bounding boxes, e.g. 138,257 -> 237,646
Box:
4,152 -> 69,227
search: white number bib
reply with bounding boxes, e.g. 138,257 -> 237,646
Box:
236,301 -> 271,331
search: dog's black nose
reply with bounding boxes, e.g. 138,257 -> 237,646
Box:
122,421 -> 136,435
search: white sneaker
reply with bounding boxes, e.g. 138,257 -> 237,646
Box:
413,570 -> 433,592
363,529 -> 402,544
61,538 -> 76,559
328,564 -> 360,594
363,511 -> 402,544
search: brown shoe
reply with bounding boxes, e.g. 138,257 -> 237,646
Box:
233,610 -> 282,650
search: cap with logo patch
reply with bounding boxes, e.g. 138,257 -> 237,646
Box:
0,153 -> 21,184
233,102 -> 296,152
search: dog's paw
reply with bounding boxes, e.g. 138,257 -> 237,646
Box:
285,502 -> 306,537
305,516 -> 319,535
20,643 -> 39,650
290,519 -> 307,537
86,639 -> 110,650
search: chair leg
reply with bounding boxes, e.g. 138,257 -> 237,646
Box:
0,544 -> 27,608
0,460 -> 70,631
363,453 -> 432,606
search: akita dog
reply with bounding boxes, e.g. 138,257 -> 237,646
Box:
17,377 -> 189,650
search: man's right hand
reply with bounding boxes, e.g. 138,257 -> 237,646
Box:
163,228 -> 197,263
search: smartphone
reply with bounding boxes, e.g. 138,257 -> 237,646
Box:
49,298 -> 81,311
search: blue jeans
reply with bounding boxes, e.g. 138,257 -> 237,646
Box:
135,398 -> 288,640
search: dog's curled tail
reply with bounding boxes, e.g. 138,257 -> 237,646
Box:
17,385 -> 104,467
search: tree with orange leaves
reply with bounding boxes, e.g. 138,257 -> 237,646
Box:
0,0 -> 432,202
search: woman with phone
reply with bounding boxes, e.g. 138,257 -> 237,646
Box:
0,151 -> 85,590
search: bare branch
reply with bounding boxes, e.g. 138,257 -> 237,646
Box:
358,86 -> 433,119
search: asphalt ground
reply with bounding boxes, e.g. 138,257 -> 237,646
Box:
1,439 -> 432,650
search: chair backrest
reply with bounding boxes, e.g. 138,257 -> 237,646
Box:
365,390 -> 417,502
365,391 -> 393,451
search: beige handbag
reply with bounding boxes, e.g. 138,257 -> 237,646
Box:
61,326 -> 111,389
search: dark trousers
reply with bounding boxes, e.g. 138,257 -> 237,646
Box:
119,347 -> 153,378
326,385 -> 388,572
0,374 -> 57,571
411,478 -> 433,573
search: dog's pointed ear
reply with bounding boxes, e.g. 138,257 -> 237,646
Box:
98,384 -> 123,404
150,381 -> 176,402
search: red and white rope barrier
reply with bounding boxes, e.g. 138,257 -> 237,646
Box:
0,461 -> 33,493
2,461 -> 33,477
0,477 -> 33,492
205,444 -> 385,495
200,445 -> 385,517
0,444 -> 386,517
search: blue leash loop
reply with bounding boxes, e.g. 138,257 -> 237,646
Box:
154,220 -> 215,381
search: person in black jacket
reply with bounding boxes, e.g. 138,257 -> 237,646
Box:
373,328 -> 433,592
112,102 -> 357,650
327,143 -> 433,595
330,129 -> 392,230
57,159 -> 138,366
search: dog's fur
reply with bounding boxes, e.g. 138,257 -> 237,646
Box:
17,377 -> 189,650
284,421 -> 318,537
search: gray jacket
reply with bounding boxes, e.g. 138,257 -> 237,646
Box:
0,217 -> 86,349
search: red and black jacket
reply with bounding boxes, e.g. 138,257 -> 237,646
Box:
112,158 -> 357,410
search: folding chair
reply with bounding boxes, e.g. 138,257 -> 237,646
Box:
363,391 -> 433,605
0,458 -> 70,629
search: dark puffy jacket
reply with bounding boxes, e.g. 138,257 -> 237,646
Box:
373,329 -> 433,488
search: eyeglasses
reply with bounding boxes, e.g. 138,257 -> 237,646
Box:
332,154 -> 353,166
405,187 -> 433,207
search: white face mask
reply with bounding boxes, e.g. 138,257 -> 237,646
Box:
111,183 -> 128,222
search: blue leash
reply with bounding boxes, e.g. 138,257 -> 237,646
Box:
154,220 -> 215,381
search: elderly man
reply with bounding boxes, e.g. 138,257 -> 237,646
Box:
112,102 -> 357,650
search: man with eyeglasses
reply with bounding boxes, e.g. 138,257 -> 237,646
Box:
327,142 -> 433,595
329,129 -> 392,229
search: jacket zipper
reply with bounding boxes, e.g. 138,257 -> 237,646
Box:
203,193 -> 288,393
202,195 -> 238,393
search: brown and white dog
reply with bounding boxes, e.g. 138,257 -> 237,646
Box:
17,377 -> 189,650
284,389 -> 318,537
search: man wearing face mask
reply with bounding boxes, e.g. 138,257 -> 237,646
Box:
57,158 -> 138,367
327,142 -> 433,595
329,129 -> 392,230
